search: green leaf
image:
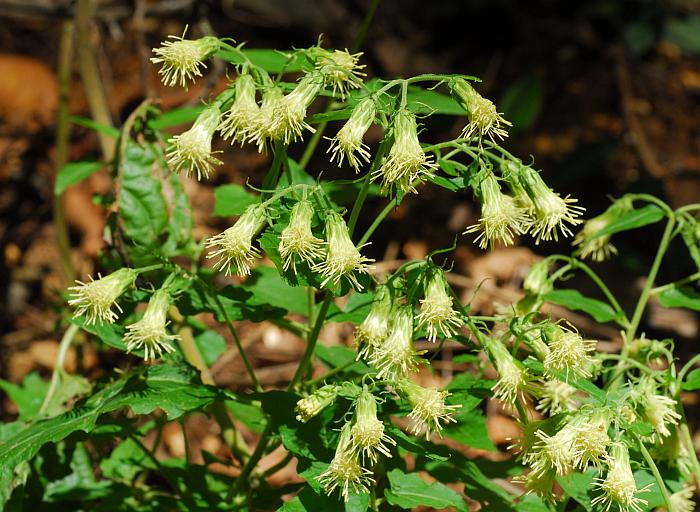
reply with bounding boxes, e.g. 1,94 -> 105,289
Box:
591,204 -> 665,240
543,288 -> 619,323
443,407 -> 496,452
314,344 -> 370,377
69,115 -> 120,138
384,468 -> 467,511
682,368 -> 700,391
499,75 -> 543,132
387,426 -> 449,461
217,49 -> 308,73
345,492 -> 369,512
407,86 -> 466,116
54,161 -> 103,196
213,184 -> 259,217
73,318 -> 128,351
558,470 -> 596,512
244,265 -> 308,315
195,330 -> 227,366
226,401 -> 266,433
659,286 -> 700,311
0,373 -> 48,421
0,363 -> 223,506
118,142 -> 169,250
100,435 -> 154,481
326,291 -> 374,324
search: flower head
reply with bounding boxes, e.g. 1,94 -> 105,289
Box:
369,306 -> 424,380
526,426 -> 577,477
543,325 -> 596,381
508,164 -> 584,243
416,269 -> 463,342
355,284 -> 396,361
373,109 -> 436,195
220,74 -> 260,145
151,33 -> 221,88
536,379 -> 579,415
523,260 -> 553,296
661,482 -> 696,512
295,384 -> 340,423
449,77 -> 511,141
249,86 -> 284,152
573,198 -> 634,262
568,409 -> 612,471
205,203 -> 268,276
124,289 -> 179,360
592,442 -> 649,512
68,268 -> 138,325
350,388 -> 395,463
166,105 -> 222,180
309,46 -> 366,99
327,97 -> 375,171
312,211 -> 374,290
465,172 -> 529,249
486,338 -> 536,403
396,379 -> 460,439
269,71 -> 324,145
279,199 -> 324,272
633,377 -> 681,441
318,424 -> 374,501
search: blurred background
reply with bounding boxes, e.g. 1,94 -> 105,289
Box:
1,0 -> 699,472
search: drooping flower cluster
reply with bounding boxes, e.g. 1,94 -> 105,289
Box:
307,46 -> 366,99
369,305 -> 425,380
396,379 -> 461,439
485,337 -> 537,404
591,443 -> 650,512
349,388 -> 395,463
416,269 -> 463,342
327,97 -> 376,171
278,199 -> 325,272
542,324 -> 597,381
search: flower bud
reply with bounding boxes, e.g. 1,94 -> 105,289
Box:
166,105 -> 222,180
205,203 -> 268,276
68,268 -> 138,325
416,269 -> 463,342
374,109 -> 436,195
151,34 -> 221,88
220,74 -> 260,145
485,337 -> 536,403
592,442 -> 649,512
536,379 -> 579,415
124,289 -> 179,360
465,172 -> 528,249
543,324 -> 596,381
449,78 -> 511,141
309,46 -> 365,99
350,388 -> 395,463
327,98 -> 375,171
369,306 -> 424,380
507,163 -> 584,243
355,284 -> 396,361
295,384 -> 340,423
523,260 -> 552,296
396,379 -> 460,439
317,423 -> 374,501
279,200 -> 325,272
573,198 -> 633,262
312,212 -> 374,290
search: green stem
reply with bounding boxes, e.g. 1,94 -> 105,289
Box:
304,359 -> 355,388
358,198 -> 396,246
299,117 -> 328,169
679,353 -> 700,383
650,271 -> 700,295
348,138 -> 389,236
39,323 -> 80,417
261,142 -> 286,198
350,0 -> 381,53
597,354 -> 654,375
229,421 -> 274,500
625,217 -> 675,345
54,20 -> 76,284
211,293 -> 262,392
260,451 -> 294,478
636,435 -> 674,510
289,293 -> 333,391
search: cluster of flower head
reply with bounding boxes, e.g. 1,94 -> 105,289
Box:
465,163 -> 585,248
69,270 -> 179,361
205,200 -> 374,289
296,268 -> 465,501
